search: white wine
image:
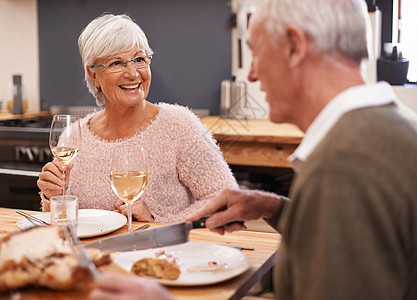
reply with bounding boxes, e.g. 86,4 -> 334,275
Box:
51,146 -> 80,164
110,171 -> 147,204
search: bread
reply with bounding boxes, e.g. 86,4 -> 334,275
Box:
131,251 -> 180,280
0,226 -> 111,292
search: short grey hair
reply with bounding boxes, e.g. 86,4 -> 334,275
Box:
78,14 -> 154,106
259,0 -> 369,64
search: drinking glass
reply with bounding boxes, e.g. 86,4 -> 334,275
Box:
50,195 -> 79,231
110,146 -> 147,232
49,114 -> 81,195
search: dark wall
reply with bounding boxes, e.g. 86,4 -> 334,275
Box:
38,0 -> 232,115
367,0 -> 393,57
376,0 -> 393,56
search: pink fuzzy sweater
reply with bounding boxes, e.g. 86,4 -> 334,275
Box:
61,103 -> 237,223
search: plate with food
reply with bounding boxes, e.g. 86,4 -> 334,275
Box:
0,225 -> 113,292
16,209 -> 127,238
114,241 -> 251,286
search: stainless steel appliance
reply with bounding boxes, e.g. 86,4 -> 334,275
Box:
0,117 -> 52,210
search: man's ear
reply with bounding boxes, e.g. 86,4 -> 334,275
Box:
87,67 -> 100,88
284,25 -> 308,68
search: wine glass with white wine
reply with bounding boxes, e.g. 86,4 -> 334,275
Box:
49,115 -> 81,196
110,146 -> 147,232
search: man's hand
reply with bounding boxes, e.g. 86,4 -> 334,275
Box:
187,188 -> 282,235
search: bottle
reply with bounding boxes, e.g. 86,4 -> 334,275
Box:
220,79 -> 231,118
7,75 -> 28,114
12,75 -> 24,115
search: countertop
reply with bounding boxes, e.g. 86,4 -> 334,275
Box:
0,111 -> 50,121
200,116 -> 303,168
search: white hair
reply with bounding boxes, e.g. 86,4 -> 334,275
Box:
78,14 -> 154,106
259,0 -> 370,64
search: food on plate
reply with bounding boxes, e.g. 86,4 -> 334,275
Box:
0,225 -> 112,292
187,261 -> 229,273
131,251 -> 180,280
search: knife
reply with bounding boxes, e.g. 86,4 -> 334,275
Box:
84,218 -> 209,252
63,225 -> 100,280
84,218 -> 244,252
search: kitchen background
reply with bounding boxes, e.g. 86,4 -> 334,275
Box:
1,0 -> 232,115
1,0 -> 416,116
0,0 -> 416,210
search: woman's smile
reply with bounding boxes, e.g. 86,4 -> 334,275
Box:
120,82 -> 141,91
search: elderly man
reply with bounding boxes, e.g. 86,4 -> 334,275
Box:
91,0 -> 417,299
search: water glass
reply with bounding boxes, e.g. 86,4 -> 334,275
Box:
50,195 -> 79,229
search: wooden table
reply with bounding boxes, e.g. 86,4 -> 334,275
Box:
200,116 -> 303,168
0,208 -> 281,300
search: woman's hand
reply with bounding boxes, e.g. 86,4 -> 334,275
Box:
89,273 -> 174,300
115,199 -> 154,222
37,159 -> 73,200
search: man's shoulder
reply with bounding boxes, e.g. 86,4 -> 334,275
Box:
307,103 -> 417,172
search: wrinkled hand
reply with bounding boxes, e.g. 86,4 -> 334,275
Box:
187,188 -> 282,235
89,273 -> 174,300
37,159 -> 73,201
115,199 -> 154,222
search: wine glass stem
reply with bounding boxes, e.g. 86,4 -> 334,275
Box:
127,202 -> 132,232
62,168 -> 66,196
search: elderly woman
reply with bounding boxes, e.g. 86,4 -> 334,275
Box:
37,14 -> 237,223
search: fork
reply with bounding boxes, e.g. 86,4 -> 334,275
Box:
16,210 -> 51,226
62,225 -> 100,280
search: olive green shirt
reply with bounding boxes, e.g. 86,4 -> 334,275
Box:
271,104 -> 417,299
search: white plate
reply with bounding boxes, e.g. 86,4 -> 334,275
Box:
16,209 -> 127,238
114,241 -> 251,286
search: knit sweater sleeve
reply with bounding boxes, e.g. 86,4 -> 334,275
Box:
170,108 -> 238,219
264,195 -> 290,233
283,157 -> 407,299
277,106 -> 417,299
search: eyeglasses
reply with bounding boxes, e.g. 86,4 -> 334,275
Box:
90,55 -> 152,73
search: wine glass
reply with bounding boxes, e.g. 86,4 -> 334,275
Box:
110,146 -> 147,232
49,114 -> 81,196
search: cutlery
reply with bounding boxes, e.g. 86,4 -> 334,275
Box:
16,210 -> 50,226
230,245 -> 255,251
63,225 -> 100,280
85,217 -> 244,252
133,224 -> 150,231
